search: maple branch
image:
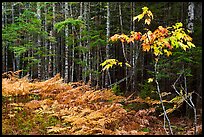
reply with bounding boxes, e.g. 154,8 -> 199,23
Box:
154,57 -> 173,135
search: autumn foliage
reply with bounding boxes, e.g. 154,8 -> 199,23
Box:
2,71 -> 202,135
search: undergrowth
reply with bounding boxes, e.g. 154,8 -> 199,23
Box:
2,71 -> 202,135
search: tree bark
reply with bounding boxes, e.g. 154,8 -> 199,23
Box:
2,3 -> 5,72
187,2 -> 194,33
52,2 -> 56,76
64,2 -> 69,83
69,3 -> 75,82
37,2 -> 41,79
105,2 -> 111,87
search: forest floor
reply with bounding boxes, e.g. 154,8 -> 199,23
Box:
2,72 -> 202,135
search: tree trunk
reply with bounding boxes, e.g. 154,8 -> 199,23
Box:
186,1 -> 195,118
88,2 -> 92,84
64,2 -> 69,83
44,2 -> 48,80
69,3 -> 75,82
11,3 -> 16,72
83,2 -> 87,83
5,3 -> 8,72
52,2 -> 57,76
187,2 -> 194,33
105,2 -> 111,87
37,2 -> 41,79
2,3 -> 5,72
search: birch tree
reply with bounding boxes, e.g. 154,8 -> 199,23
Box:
37,2 -> 41,79
88,2 -> 92,84
52,2 -> 57,76
2,3 -> 5,72
187,2 -> 194,33
64,2 -> 69,83
69,3 -> 75,82
105,2 -> 110,87
44,2 -> 48,79
83,2 -> 87,83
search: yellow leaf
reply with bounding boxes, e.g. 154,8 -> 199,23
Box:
118,62 -> 123,67
145,18 -> 151,25
180,43 -> 189,51
142,7 -> 149,13
125,62 -> 131,67
147,10 -> 153,19
133,14 -> 144,22
147,78 -> 154,83
175,22 -> 183,28
187,41 -> 195,48
153,46 -> 162,56
163,49 -> 172,57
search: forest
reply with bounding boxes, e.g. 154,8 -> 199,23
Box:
2,2 -> 202,135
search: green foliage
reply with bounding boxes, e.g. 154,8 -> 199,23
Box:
141,127 -> 150,132
54,18 -> 84,33
111,84 -> 123,96
2,8 -> 53,73
139,80 -> 158,100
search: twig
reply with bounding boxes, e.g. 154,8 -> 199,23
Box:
154,57 -> 173,135
172,71 -> 197,135
108,73 -> 132,88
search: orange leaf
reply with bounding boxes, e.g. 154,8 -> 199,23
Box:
140,35 -> 147,41
127,37 -> 134,43
120,38 -> 125,43
142,43 -> 151,52
110,34 -> 119,42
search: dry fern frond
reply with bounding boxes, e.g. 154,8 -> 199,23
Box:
25,100 -> 41,109
47,125 -> 69,134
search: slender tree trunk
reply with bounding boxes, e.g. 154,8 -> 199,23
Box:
11,3 -> 16,72
155,58 -> 173,135
69,3 -> 75,82
132,2 -> 136,92
187,2 -> 194,33
44,2 -> 48,80
64,2 -> 69,83
119,2 -> 123,33
88,2 -> 92,84
29,3 -> 33,78
37,2 -> 41,79
96,2 -> 102,88
3,2 -> 8,72
53,2 -> 57,76
48,29 -> 53,78
119,2 -> 128,93
141,51 -> 144,84
186,1 -> 195,119
23,2 -> 30,77
2,3 -> 5,72
82,2 -> 87,83
105,2 -> 111,87
60,3 -> 65,79
48,3 -> 55,78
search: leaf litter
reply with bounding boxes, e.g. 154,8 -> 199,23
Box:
2,71 -> 202,135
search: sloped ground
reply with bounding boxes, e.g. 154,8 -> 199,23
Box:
2,72 -> 202,135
